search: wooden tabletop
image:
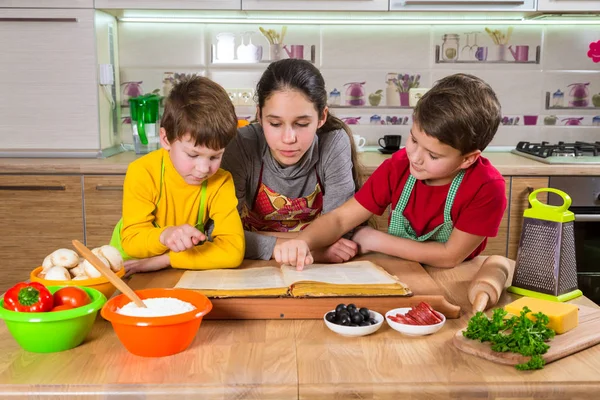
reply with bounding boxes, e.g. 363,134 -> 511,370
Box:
1,256 -> 599,399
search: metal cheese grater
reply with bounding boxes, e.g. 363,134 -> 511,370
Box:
508,188 -> 582,302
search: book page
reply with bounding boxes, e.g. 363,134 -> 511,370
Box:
280,261 -> 400,286
175,267 -> 286,290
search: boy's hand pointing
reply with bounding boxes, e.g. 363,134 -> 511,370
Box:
273,239 -> 314,271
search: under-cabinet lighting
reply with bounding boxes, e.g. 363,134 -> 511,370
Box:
118,17 -> 600,25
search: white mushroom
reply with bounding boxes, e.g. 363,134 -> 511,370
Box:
42,255 -> 54,271
82,254 -> 110,279
43,248 -> 79,270
72,274 -> 90,281
97,245 -> 124,272
44,266 -> 71,281
70,264 -> 85,277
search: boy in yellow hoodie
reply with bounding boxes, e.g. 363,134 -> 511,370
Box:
110,76 -> 244,274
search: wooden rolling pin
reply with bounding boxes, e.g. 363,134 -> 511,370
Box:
467,255 -> 513,313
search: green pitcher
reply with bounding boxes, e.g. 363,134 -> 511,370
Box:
129,94 -> 161,149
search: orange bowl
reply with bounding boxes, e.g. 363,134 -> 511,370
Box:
31,266 -> 126,299
101,288 -> 212,357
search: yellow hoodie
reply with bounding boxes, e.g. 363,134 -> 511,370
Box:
121,148 -> 244,269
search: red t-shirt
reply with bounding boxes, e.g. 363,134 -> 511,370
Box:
355,148 -> 507,259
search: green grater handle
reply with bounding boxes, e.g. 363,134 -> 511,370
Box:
525,188 -> 574,223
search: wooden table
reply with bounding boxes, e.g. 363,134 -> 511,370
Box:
1,256 -> 599,399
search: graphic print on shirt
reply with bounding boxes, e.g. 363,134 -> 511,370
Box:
242,165 -> 324,232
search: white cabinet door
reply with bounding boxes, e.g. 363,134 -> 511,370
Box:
390,0 -> 536,11
94,0 -> 241,9
0,9 -> 100,152
537,0 -> 600,11
0,0 -> 93,7
242,0 -> 388,11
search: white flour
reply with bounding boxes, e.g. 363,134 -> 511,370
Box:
117,297 -> 196,317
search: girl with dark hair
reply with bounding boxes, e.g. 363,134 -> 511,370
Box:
222,59 -> 363,262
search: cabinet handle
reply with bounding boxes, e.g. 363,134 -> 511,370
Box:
95,185 -> 123,191
401,0 -> 524,5
0,17 -> 78,23
0,185 -> 65,191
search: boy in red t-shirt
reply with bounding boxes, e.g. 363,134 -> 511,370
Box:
274,73 -> 507,270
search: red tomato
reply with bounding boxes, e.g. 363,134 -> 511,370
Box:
53,287 -> 90,309
51,304 -> 73,312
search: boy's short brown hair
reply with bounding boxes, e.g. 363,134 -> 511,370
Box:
161,75 -> 237,150
413,73 -> 501,154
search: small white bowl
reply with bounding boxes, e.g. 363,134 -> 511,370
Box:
323,309 -> 384,337
385,307 -> 446,337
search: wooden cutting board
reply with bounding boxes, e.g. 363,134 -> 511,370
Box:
453,304 -> 600,366
127,254 -> 461,320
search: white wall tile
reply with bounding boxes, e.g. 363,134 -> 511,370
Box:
119,22 -> 205,68
543,25 -> 600,71
430,70 -> 543,115
321,25 -> 430,70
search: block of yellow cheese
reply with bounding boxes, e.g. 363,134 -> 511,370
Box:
504,297 -> 578,334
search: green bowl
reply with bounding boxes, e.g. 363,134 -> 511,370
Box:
0,286 -> 107,353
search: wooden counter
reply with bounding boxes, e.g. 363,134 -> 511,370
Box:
1,151 -> 600,176
1,256 -> 599,399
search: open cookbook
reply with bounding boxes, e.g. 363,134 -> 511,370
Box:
174,260 -> 412,298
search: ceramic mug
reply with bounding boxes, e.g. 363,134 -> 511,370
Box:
475,46 -> 488,61
353,134 -> 366,151
378,135 -> 401,150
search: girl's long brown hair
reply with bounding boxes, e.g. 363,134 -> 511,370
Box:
255,59 -> 363,192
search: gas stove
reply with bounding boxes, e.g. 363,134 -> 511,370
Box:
511,141 -> 600,164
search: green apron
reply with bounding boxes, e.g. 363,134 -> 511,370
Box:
110,157 -> 208,260
387,170 -> 465,243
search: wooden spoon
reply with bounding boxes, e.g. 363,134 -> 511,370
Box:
72,240 -> 146,308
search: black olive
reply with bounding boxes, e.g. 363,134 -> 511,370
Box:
326,312 -> 336,322
359,307 -> 370,319
351,312 -> 364,324
369,318 -> 377,325
349,323 -> 358,327
347,303 -> 357,312
359,321 -> 371,327
335,304 -> 347,314
339,314 -> 351,326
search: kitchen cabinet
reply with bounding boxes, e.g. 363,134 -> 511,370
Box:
0,8 -> 99,154
480,177 -> 510,257
94,0 -> 241,9
242,0 -> 388,11
83,175 -> 125,249
507,176 -> 550,260
0,0 -> 92,7
389,0 -> 536,11
372,206 -> 391,233
537,0 -> 600,11
0,176 -> 84,293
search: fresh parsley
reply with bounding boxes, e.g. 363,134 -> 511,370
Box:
463,306 -> 555,370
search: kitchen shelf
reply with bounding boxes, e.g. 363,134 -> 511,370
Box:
434,45 -> 541,64
329,105 -> 413,110
544,92 -> 600,110
210,44 -> 316,66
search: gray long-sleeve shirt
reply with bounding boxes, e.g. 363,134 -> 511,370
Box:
221,123 -> 355,260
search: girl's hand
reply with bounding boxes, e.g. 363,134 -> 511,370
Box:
124,254 -> 171,277
313,238 -> 358,264
160,224 -> 206,252
273,240 -> 314,271
351,226 -> 378,255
